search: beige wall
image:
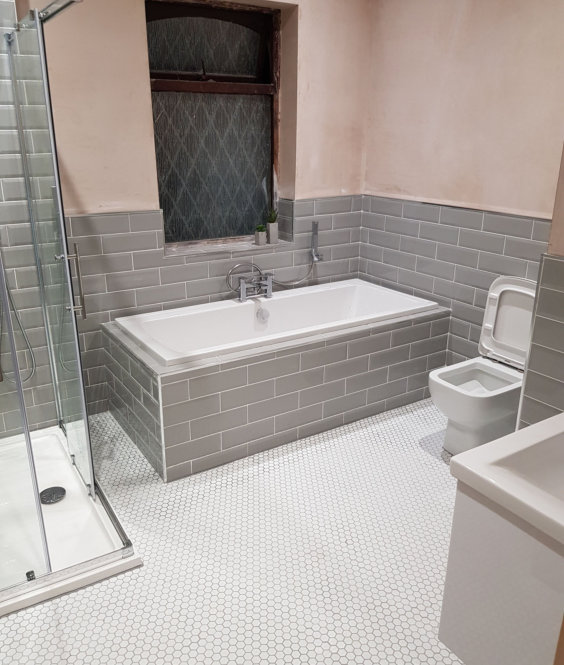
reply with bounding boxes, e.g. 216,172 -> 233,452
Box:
365,0 -> 564,219
14,0 -> 30,18
294,0 -> 370,199
549,145 -> 564,256
45,0 -> 160,214
43,0 -> 369,214
42,0 -> 564,219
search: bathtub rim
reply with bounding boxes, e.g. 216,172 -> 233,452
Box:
112,279 -> 443,368
103,305 -> 451,382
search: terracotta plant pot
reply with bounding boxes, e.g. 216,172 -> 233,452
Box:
267,222 -> 279,244
255,230 -> 267,246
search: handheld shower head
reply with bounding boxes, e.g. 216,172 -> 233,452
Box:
311,221 -> 322,262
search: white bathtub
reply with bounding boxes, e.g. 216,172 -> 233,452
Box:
115,279 -> 439,367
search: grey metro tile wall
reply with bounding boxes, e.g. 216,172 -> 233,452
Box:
0,5 -> 59,437
1,166 -> 552,441
519,254 -> 564,428
103,308 -> 449,482
360,196 -> 550,364
65,199 -> 362,414
65,193 -> 551,420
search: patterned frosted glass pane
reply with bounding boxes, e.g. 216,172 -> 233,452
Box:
147,18 -> 260,76
152,92 -> 271,243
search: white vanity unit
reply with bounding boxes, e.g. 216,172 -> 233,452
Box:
439,413 -> 564,665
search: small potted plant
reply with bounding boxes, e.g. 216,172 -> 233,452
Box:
255,224 -> 267,246
266,208 -> 278,244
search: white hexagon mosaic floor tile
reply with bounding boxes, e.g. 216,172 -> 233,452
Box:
0,399 -> 462,664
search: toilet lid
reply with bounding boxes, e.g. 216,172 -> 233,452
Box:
479,276 -> 537,370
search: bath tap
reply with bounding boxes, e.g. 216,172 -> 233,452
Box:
226,263 -> 274,302
238,273 -> 273,303
311,221 -> 322,263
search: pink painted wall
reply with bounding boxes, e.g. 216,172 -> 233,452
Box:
41,0 -> 564,219
293,0 -> 370,199
43,0 -> 369,214
549,145 -> 564,256
364,0 -> 564,219
44,0 -> 160,215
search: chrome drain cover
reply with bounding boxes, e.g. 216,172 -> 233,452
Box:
40,486 -> 66,504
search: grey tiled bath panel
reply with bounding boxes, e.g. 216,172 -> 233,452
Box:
102,328 -> 163,476
102,308 -> 449,481
519,254 -> 564,428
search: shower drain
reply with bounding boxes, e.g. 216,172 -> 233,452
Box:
40,486 -> 66,505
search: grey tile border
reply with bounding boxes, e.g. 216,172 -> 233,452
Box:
532,220 -> 551,242
314,196 -> 353,215
403,201 -> 440,223
483,212 -> 533,239
369,196 -> 403,216
440,206 -> 483,230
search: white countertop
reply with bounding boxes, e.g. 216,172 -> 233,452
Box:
450,412 -> 564,545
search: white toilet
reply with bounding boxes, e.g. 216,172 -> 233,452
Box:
429,276 -> 536,456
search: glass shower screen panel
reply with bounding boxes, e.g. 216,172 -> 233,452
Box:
0,264 -> 51,591
9,15 -> 95,492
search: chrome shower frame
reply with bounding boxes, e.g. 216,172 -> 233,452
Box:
37,0 -> 83,23
6,7 -> 95,492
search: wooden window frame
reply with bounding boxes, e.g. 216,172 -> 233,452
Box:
146,0 -> 280,220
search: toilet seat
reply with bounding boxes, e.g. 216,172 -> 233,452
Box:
478,276 -> 537,370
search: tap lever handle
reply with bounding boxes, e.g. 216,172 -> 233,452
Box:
239,277 -> 247,302
262,273 -> 273,298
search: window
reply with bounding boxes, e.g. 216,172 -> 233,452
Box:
145,1 -> 280,245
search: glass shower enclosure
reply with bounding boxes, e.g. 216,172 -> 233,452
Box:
0,2 -> 138,614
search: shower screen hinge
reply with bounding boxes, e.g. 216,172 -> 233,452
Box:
66,304 -> 84,314
26,571 -> 36,581
70,453 -> 75,464
55,243 -> 87,320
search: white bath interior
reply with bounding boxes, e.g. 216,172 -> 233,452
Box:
115,279 -> 439,366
